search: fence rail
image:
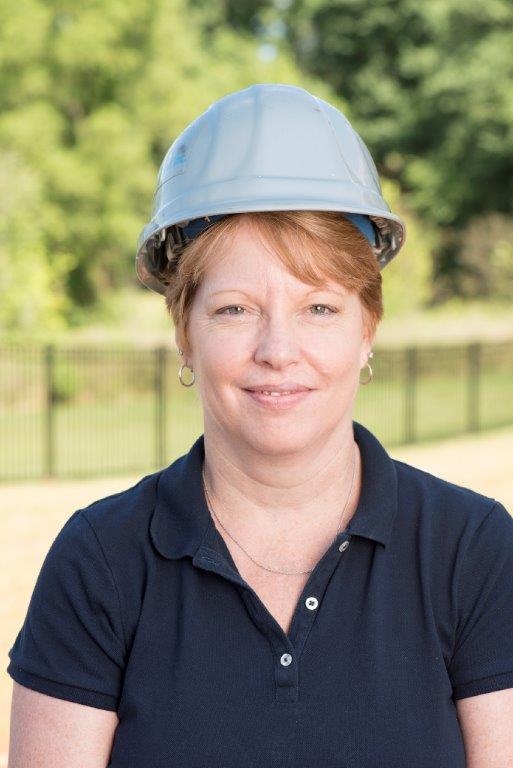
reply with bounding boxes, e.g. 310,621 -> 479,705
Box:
1,340 -> 512,482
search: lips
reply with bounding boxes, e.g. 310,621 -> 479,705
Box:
243,387 -> 312,410
247,389 -> 304,396
244,384 -> 311,395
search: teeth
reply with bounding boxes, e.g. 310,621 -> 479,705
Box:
260,390 -> 293,396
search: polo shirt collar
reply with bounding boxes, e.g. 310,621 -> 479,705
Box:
149,420 -> 398,560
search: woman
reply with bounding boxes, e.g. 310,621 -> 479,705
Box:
7,84 -> 513,767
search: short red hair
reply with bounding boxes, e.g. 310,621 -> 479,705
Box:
164,210 -> 383,349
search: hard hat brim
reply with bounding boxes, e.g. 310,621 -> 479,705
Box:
136,192 -> 406,295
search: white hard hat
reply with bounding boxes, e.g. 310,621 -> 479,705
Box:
136,83 -> 407,295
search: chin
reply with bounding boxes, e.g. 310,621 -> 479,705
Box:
237,421 -> 316,456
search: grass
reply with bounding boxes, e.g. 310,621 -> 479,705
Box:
1,360 -> 512,480
4,287 -> 513,349
376,296 -> 513,347
0,326 -> 513,480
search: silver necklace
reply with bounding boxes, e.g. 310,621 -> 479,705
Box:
201,441 -> 357,576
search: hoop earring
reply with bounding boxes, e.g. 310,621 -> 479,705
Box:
178,363 -> 195,387
359,351 -> 374,385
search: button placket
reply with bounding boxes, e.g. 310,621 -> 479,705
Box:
198,531 -> 353,704
282,534 -> 351,665
274,643 -> 298,701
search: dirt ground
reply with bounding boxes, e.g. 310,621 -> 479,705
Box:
1,424 -> 512,760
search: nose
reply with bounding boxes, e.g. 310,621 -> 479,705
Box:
253,315 -> 301,369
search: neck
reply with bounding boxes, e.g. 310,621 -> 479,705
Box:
201,419 -> 361,543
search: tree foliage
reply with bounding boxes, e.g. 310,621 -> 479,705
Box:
195,0 -> 513,301
0,0 -> 450,335
0,0 -> 322,331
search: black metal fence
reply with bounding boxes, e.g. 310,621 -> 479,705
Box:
1,340 -> 512,482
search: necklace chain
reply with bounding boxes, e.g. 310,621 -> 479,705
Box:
201,442 -> 357,576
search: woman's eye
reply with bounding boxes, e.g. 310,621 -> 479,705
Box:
216,304 -> 337,317
217,305 -> 245,315
309,304 -> 337,316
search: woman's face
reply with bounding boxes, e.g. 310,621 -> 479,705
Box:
177,221 -> 375,457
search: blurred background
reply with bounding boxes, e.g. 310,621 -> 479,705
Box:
1,0 -> 512,758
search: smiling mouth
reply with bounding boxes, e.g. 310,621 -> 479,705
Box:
246,390 -> 304,396
242,388 -> 313,409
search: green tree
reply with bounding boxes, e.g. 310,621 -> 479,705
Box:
0,151 -> 73,332
0,0 -> 332,333
194,0 -> 513,301
0,0 -> 434,336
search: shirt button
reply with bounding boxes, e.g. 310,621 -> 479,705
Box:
339,540 -> 350,552
305,596 -> 318,610
280,653 -> 292,666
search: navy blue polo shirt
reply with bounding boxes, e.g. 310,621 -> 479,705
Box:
7,420 -> 513,767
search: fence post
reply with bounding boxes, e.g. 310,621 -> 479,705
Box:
44,344 -> 55,478
404,346 -> 417,444
155,346 -> 167,468
467,342 -> 481,433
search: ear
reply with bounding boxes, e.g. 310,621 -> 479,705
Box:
175,327 -> 195,375
360,317 -> 376,368
174,325 -> 187,355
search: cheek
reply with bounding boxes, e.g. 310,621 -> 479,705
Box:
196,334 -> 248,384
325,357 -> 359,388
308,334 -> 362,379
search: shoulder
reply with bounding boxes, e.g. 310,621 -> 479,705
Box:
52,469 -> 168,648
75,469 -> 165,568
388,458 -> 513,646
391,457 -> 502,538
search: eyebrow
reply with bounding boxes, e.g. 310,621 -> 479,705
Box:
209,288 -> 348,298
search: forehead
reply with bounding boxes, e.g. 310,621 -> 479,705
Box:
198,219 -> 350,296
